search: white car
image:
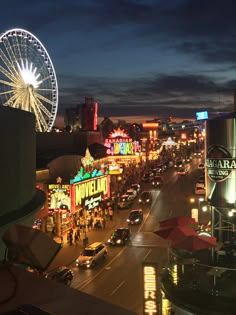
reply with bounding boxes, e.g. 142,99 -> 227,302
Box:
131,183 -> 141,194
76,242 -> 107,268
126,188 -> 137,200
195,186 -> 206,195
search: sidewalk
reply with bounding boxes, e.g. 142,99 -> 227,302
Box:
48,216 -> 118,271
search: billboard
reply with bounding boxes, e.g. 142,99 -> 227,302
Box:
196,111 -> 208,120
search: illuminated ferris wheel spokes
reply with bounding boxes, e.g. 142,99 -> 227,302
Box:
0,28 -> 58,131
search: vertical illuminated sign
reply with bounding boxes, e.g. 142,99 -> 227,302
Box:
143,262 -> 159,315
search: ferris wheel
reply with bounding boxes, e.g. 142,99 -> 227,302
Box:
0,28 -> 58,132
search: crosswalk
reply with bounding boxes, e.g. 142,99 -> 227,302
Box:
128,232 -> 170,248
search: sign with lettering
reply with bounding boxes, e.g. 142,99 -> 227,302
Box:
104,127 -> 141,156
206,144 -> 236,182
74,175 -> 110,209
143,262 -> 158,315
48,184 -> 71,210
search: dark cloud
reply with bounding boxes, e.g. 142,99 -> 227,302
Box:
1,0 -> 236,122
57,71 -> 234,119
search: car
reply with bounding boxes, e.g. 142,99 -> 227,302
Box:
141,172 -> 154,182
126,188 -> 137,200
152,176 -> 163,188
193,151 -> 202,157
108,228 -> 131,245
177,167 -> 189,175
197,175 -> 205,183
196,177 -> 205,186
76,242 -> 108,268
195,182 -> 205,189
117,194 -> 134,209
152,167 -> 163,175
45,266 -> 74,286
195,186 -> 206,195
184,155 -> 192,163
127,209 -> 143,225
174,160 -> 184,168
198,163 -> 205,170
130,183 -> 141,194
138,191 -> 152,205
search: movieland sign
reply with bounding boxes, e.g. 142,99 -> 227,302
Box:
75,175 -> 109,206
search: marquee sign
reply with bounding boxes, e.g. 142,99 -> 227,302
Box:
73,175 -> 110,210
206,144 -> 236,182
104,127 -> 141,155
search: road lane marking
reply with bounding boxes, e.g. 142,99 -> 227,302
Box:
143,249 -> 152,260
109,280 -> 126,296
78,247 -> 127,290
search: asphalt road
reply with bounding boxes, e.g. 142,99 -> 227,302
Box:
70,157 -> 204,315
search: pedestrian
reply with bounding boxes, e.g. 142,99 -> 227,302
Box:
102,217 -> 106,229
74,231 -> 78,246
69,232 -> 73,245
104,208 -> 108,219
108,207 -> 113,221
77,228 -> 81,240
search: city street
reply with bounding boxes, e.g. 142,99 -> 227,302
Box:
48,157 -> 203,315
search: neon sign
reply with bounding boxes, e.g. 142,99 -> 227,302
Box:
75,175 -> 109,206
70,167 -> 105,184
143,263 -> 158,315
105,127 -> 141,156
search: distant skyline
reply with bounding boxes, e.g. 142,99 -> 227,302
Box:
1,0 -> 236,124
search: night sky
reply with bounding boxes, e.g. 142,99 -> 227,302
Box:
2,0 -> 236,124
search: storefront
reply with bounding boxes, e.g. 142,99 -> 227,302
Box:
47,183 -> 72,236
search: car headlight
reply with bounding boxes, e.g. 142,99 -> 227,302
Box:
127,219 -> 130,222
146,199 -> 150,202
138,199 -> 141,202
116,239 -> 121,244
108,239 -> 111,243
135,218 -> 139,222
86,259 -> 92,264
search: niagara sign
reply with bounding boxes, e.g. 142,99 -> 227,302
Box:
206,144 -> 236,182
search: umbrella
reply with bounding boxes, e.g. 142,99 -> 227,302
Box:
159,216 -> 196,228
171,234 -> 216,251
154,225 -> 197,240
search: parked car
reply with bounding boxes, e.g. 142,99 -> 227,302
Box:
127,209 -> 143,225
76,242 -> 108,268
117,194 -> 134,209
130,183 -> 141,194
152,167 -> 162,175
126,188 -> 137,200
45,266 -> 74,286
152,176 -> 163,188
138,191 -> 152,205
141,172 -> 154,182
108,228 -> 130,245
